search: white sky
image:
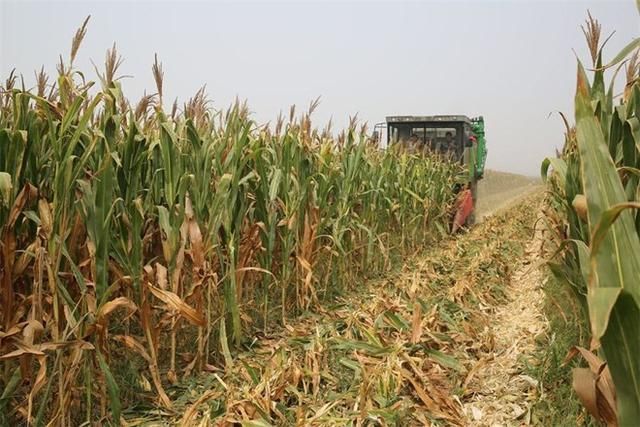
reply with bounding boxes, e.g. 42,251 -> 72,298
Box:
1,0 -> 637,175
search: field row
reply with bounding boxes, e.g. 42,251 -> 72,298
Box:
0,27 -> 460,424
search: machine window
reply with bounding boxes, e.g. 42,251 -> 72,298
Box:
388,123 -> 461,160
430,128 -> 457,156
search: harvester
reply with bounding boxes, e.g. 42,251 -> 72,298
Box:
376,115 -> 487,232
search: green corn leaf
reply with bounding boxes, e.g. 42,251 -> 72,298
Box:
0,366 -> 22,413
383,310 -> 410,331
240,360 -> 260,385
269,168 -> 282,202
64,93 -> 103,160
592,54 -> 606,112
609,110 -> 624,158
403,187 -> 424,203
575,61 -> 640,422
601,293 -> 640,423
600,38 -> 640,71
219,319 -> 234,370
338,358 -> 361,373
59,93 -> 86,137
619,166 -> 640,178
96,350 -> 121,423
541,157 -> 567,183
591,202 -> 640,256
7,130 -> 26,188
624,117 -> 640,154
573,239 -> 591,289
426,349 -> 463,372
60,242 -> 87,294
0,172 -> 12,207
575,62 -> 640,335
605,61 -> 628,146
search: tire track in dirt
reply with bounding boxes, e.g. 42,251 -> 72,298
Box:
462,212 -> 548,425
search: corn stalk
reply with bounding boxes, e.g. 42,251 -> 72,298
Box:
542,9 -> 640,425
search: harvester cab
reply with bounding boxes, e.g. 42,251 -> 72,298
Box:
382,115 -> 487,232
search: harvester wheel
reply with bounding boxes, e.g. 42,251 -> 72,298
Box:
466,211 -> 476,226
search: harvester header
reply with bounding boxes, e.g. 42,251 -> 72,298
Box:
384,114 -> 488,231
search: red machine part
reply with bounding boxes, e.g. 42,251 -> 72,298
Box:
451,189 -> 474,233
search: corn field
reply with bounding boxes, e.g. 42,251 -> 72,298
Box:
542,11 -> 640,425
0,20 -> 461,424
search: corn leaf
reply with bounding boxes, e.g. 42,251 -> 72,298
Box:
575,61 -> 640,422
96,350 -> 121,422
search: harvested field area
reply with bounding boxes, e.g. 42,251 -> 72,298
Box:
133,193 -> 545,425
476,170 -> 541,220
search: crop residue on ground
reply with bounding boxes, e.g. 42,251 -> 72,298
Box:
132,193 -> 545,426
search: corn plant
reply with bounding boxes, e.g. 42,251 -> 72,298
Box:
542,9 -> 640,425
0,17 -> 460,424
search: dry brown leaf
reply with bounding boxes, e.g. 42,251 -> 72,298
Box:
573,367 -> 601,421
6,183 -> 37,228
411,303 -> 422,345
462,356 -> 489,393
146,282 -> 205,327
0,345 -> 45,359
27,354 -> 47,423
0,322 -> 27,339
38,340 -> 94,352
96,297 -> 138,324
22,320 -> 44,347
566,347 -> 617,426
156,262 -> 168,290
13,242 -> 36,276
179,390 -> 221,426
401,368 -> 454,421
37,199 -> 52,236
185,195 -> 204,268
112,335 -> 152,363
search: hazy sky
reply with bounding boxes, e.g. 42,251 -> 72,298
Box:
1,0 -> 637,175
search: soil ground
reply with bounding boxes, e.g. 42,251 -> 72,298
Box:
462,211 -> 547,425
464,172 -> 548,425
476,170 -> 541,220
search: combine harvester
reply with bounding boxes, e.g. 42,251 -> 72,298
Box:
375,115 -> 487,232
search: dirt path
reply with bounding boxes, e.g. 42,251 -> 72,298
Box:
475,170 -> 542,221
462,214 -> 548,425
